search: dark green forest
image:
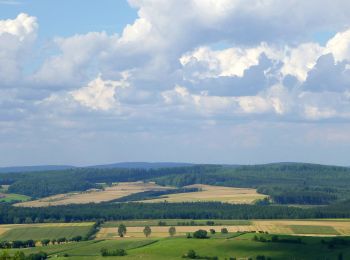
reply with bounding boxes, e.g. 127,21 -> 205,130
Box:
1,200 -> 350,224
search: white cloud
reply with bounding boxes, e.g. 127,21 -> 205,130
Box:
0,13 -> 37,41
326,29 -> 350,62
180,44 -> 274,79
281,43 -> 324,81
0,13 -> 37,84
33,32 -> 118,87
71,73 -> 130,111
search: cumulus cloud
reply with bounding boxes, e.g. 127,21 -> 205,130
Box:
0,13 -> 37,84
4,2 -> 350,165
71,73 -> 130,111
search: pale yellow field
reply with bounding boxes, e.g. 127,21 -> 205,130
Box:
141,184 -> 267,204
97,219 -> 350,239
15,182 -> 173,207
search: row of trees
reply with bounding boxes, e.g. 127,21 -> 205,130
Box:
0,235 -> 84,249
118,224 -> 176,238
2,201 -> 350,224
0,251 -> 47,260
0,240 -> 35,249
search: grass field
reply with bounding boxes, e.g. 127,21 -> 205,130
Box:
289,225 -> 340,235
97,219 -> 350,238
141,184 -> 267,204
4,233 -> 350,260
0,223 -> 94,241
15,182 -> 173,207
0,193 -> 30,203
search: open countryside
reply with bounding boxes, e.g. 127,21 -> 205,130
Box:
14,182 -> 266,207
1,220 -> 350,259
96,219 -> 350,239
142,184 -> 267,204
14,182 -> 173,207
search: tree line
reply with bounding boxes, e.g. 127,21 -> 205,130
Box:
1,200 -> 350,224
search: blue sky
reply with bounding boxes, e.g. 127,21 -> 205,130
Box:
0,0 -> 137,37
1,0 -> 350,166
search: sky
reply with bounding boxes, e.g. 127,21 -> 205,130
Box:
1,1 -> 350,166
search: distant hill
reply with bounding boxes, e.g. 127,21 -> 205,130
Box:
0,162 -> 194,173
0,165 -> 75,173
87,162 -> 194,169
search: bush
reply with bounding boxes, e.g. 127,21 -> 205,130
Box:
193,229 -> 208,239
221,228 -> 228,234
209,229 -> 216,234
71,235 -> 82,242
27,251 -> 48,260
186,249 -> 197,259
101,248 -> 127,257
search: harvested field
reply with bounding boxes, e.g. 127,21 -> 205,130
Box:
97,219 -> 350,239
15,182 -> 173,207
141,184 -> 267,204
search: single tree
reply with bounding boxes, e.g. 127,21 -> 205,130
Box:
118,224 -> 127,237
143,225 -> 152,237
169,226 -> 176,237
209,229 -> 216,234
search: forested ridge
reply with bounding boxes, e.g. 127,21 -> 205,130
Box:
1,163 -> 350,205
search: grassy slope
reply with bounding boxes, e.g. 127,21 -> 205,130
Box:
8,234 -> 350,260
0,193 -> 30,203
0,224 -> 93,241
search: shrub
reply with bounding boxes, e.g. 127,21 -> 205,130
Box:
193,229 -> 208,239
101,248 -> 127,257
186,249 -> 197,259
221,228 -> 228,234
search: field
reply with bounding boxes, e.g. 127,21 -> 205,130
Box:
0,223 -> 93,241
15,182 -> 266,207
15,182 -> 173,207
3,233 -> 350,260
0,193 -> 30,203
140,184 -> 267,204
289,225 -> 340,235
1,220 -> 350,259
97,219 -> 350,238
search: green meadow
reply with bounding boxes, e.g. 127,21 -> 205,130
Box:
0,224 -> 93,241
2,233 -> 349,260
